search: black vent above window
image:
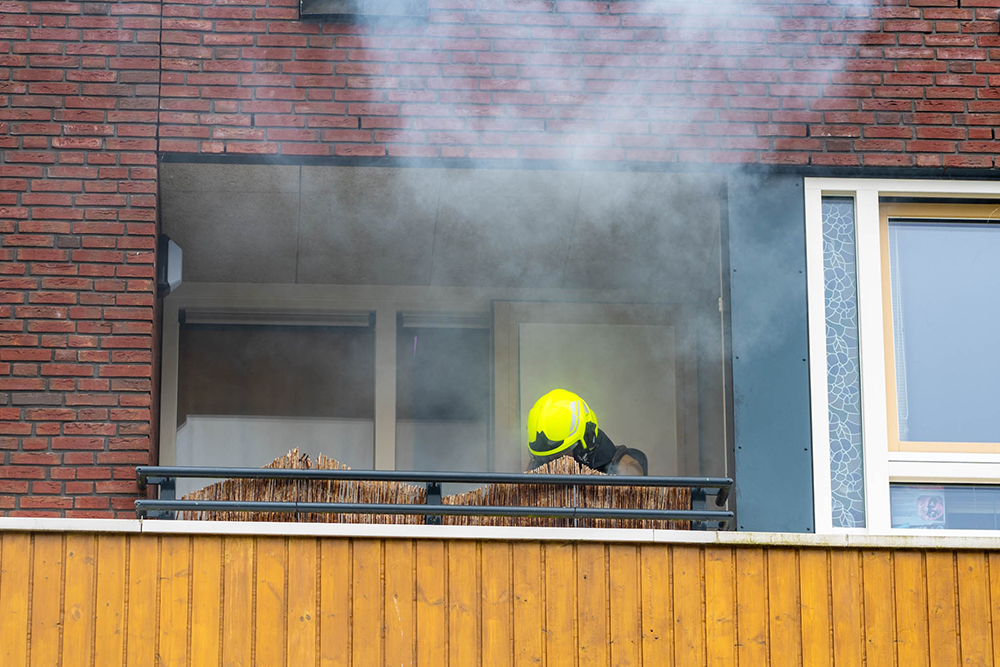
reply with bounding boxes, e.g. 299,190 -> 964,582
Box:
301,0 -> 427,18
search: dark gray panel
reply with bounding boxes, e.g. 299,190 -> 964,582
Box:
161,190 -> 299,284
300,0 -> 428,17
297,166 -> 443,286
430,168 -> 581,288
727,173 -> 814,533
565,171 -> 722,298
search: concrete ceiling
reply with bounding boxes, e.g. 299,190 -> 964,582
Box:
160,163 -> 723,298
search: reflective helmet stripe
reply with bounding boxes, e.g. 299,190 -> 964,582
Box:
527,433 -> 569,457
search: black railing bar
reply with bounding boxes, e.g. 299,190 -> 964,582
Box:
135,499 -> 734,522
136,466 -> 732,490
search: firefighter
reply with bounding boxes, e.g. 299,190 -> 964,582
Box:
526,388 -> 648,476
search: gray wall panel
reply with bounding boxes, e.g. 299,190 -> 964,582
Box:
727,173 -> 814,533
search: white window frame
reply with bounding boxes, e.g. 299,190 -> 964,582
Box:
805,178 -> 1000,535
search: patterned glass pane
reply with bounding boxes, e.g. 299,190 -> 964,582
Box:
822,197 -> 865,528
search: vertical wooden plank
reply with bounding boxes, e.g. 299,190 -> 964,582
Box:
829,550 -> 863,667
704,547 -> 736,667
578,543 -> 609,667
320,539 -> 351,667
384,540 -> 414,667
126,535 -> 159,667
926,551 -> 960,667
862,550 -> 894,667
30,534 -> 63,667
989,553 -> 1000,667
190,535 -> 223,667
512,542 -> 543,667
450,541 -> 480,667
481,542 -> 512,667
222,536 -> 254,667
62,534 -> 97,667
287,539 -> 318,667
352,539 -> 383,666
255,537 -> 286,667
158,536 -> 191,667
94,534 -> 127,666
957,551 -> 991,667
543,542 -> 575,667
415,540 -> 445,666
640,544 -> 672,667
735,547 -> 768,667
894,551 -> 928,667
0,533 -> 31,666
609,544 -> 641,667
672,546 -> 705,667
767,549 -> 800,667
798,549 -> 831,667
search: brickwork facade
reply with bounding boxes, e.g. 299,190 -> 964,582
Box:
1,0 -> 159,516
156,0 -> 1000,167
3,0 -> 1000,515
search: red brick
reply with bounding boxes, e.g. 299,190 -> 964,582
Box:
20,496 -> 73,509
51,437 -> 105,450
0,466 -> 46,479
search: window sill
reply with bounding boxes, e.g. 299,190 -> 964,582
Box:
4,517 -> 1000,549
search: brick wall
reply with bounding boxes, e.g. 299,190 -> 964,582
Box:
1,0 -> 159,517
3,0 -> 1000,516
155,0 -> 1000,168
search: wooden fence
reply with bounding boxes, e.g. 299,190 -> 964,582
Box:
0,531 -> 997,666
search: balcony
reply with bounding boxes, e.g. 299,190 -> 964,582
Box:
0,519 -> 994,665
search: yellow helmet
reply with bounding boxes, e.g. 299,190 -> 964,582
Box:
526,389 -> 599,457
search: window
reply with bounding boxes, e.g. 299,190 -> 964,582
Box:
395,315 -> 491,473
806,180 -> 1000,533
891,484 -> 1000,530
881,204 -> 1000,451
174,312 -> 375,496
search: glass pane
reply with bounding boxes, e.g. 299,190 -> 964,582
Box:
822,197 -> 865,528
891,484 -> 1000,530
176,323 -> 375,496
889,221 -> 1000,443
163,164 -> 731,486
395,324 -> 490,474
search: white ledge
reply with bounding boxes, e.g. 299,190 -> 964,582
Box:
2,517 -> 1000,549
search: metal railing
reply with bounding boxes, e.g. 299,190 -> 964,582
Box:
135,466 -> 734,530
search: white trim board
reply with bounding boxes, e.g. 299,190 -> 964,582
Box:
3,517 -> 1000,549
803,185 -> 833,534
889,461 -> 1000,484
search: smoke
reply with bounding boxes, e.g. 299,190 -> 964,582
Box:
160,0 -> 884,477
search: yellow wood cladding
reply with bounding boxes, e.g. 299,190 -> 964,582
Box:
2,533 -> 1000,666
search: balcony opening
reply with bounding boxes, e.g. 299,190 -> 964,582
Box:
159,163 -> 732,505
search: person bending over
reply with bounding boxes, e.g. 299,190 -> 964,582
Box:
526,389 -> 648,476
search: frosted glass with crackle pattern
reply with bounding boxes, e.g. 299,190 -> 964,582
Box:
822,198 -> 865,528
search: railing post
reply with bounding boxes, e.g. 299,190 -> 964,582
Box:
425,482 -> 442,525
159,478 -> 177,520
691,487 -> 706,531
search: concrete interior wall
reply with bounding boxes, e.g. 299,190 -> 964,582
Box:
160,163 -> 723,297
